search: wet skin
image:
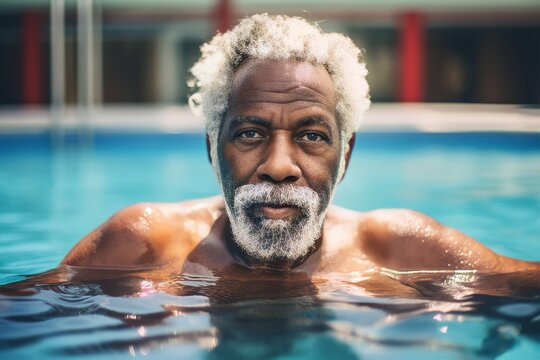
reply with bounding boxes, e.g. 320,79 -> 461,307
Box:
57,60 -> 539,290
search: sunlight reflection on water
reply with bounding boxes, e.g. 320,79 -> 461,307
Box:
0,268 -> 539,359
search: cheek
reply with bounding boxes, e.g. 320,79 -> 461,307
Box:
219,144 -> 259,186
219,140 -> 341,191
299,151 -> 341,191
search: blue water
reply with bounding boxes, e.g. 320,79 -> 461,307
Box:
0,132 -> 539,359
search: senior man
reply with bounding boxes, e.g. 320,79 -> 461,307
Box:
62,14 -> 539,276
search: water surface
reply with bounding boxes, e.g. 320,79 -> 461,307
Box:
0,132 -> 539,358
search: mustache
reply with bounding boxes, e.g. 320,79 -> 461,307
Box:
233,183 -> 319,209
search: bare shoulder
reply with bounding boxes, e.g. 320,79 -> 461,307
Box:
61,196 -> 225,268
325,206 -> 429,234
326,205 -> 363,223
324,205 -> 364,240
357,208 -> 540,272
360,208 -> 441,238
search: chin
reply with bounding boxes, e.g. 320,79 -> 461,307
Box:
224,182 -> 329,262
231,215 -> 323,262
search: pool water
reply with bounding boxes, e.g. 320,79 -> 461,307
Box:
0,132 -> 539,359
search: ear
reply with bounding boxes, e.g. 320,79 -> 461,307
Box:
205,134 -> 212,164
342,133 -> 355,179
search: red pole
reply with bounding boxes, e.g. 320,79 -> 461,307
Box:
399,12 -> 425,102
22,10 -> 43,106
214,0 -> 234,34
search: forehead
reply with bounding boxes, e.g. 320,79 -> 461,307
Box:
227,60 -> 337,122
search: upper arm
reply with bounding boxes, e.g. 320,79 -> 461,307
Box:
61,203 -> 177,268
360,209 -> 540,272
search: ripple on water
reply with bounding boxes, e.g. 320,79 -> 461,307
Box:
0,270 -> 539,359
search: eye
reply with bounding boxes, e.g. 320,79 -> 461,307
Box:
237,129 -> 263,139
299,132 -> 326,142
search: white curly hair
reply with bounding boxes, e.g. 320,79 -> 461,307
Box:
188,13 -> 370,180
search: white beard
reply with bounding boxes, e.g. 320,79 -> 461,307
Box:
226,183 -> 327,262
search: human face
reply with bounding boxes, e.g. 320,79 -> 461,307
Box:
217,60 -> 342,262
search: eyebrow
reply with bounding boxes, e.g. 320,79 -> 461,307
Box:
228,115 -> 335,134
296,117 -> 334,134
228,116 -> 271,131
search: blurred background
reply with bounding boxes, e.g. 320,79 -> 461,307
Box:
0,0 -> 539,132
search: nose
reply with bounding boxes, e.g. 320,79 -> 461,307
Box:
257,135 -> 301,183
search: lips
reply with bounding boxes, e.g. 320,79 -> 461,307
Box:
253,203 -> 299,220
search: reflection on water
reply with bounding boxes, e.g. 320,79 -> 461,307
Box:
0,268 -> 539,359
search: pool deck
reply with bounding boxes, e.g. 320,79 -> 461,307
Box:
0,103 -> 539,134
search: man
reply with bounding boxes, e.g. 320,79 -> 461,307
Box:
62,14 -> 539,280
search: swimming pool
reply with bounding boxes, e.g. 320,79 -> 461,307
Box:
0,132 -> 539,359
